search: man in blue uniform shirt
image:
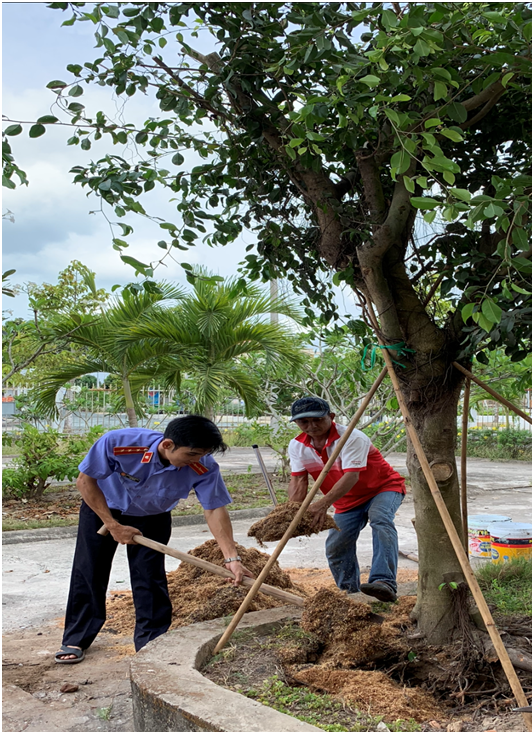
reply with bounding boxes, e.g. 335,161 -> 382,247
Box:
56,416 -> 252,664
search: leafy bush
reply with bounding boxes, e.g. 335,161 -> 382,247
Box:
2,425 -> 104,499
464,428 -> 532,460
231,420 -> 299,480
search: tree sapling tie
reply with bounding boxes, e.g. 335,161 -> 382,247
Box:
361,342 -> 415,371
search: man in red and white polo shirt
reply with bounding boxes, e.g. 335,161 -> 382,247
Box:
288,397 -> 405,602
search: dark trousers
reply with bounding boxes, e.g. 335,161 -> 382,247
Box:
62,501 -> 172,652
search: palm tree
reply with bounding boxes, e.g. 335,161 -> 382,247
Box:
121,271 -> 303,419
31,284 -> 184,427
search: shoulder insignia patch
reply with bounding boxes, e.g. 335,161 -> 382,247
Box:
189,461 -> 209,475
113,446 -> 148,456
141,451 -> 153,464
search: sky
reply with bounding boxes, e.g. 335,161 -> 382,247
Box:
2,1 -> 360,323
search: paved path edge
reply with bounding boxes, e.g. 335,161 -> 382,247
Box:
2,506 -> 273,546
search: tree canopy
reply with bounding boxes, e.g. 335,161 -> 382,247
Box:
4,1 -> 531,362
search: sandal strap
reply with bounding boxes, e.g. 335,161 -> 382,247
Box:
57,645 -> 83,658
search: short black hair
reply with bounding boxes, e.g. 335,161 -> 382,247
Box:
163,415 -> 228,454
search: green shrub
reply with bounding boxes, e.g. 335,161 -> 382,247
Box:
2,424 -> 104,499
231,420 -> 299,480
464,427 -> 532,460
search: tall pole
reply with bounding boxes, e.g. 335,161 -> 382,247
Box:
270,278 -> 278,325
460,379 -> 471,552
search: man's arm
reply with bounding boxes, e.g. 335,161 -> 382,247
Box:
288,473 -> 309,502
307,472 -> 360,530
203,505 -> 254,585
77,472 -> 142,545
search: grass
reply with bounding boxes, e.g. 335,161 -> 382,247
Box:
476,557 -> 532,615
245,676 -> 420,732
2,517 -> 79,531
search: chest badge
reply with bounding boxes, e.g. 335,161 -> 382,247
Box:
141,451 -> 154,464
120,472 -> 140,483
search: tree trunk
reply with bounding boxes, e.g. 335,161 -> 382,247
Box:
122,376 -> 138,428
204,404 -> 215,422
406,383 -> 466,643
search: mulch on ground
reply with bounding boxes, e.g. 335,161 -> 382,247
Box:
105,540 -> 307,636
247,501 -> 338,545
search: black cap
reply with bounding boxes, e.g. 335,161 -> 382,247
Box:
290,396 -> 331,422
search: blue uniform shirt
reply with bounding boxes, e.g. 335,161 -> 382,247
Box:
78,428 -> 232,516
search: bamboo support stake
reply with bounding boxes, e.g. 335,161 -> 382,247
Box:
453,361 -> 532,426
131,535 -> 305,607
461,378 -> 471,552
367,305 -> 532,729
212,366 -> 389,655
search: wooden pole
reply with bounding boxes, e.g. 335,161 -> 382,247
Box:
453,361 -> 532,426
132,535 -> 305,607
212,366 -> 389,655
367,304 -> 532,729
461,378 -> 471,552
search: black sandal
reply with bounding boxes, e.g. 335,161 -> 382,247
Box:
55,645 -> 85,664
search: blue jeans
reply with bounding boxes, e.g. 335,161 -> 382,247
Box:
325,490 -> 404,593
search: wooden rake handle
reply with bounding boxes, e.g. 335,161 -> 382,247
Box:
96,526 -> 304,608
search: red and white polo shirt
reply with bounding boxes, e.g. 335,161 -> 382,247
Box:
288,422 -> 405,513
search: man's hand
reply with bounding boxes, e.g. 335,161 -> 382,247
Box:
225,561 -> 254,586
109,524 -> 142,545
307,500 -> 331,531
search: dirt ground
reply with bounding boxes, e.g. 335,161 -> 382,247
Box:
3,568 -> 530,732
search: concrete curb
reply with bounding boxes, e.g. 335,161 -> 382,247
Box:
130,606 -> 319,732
2,506 -> 273,545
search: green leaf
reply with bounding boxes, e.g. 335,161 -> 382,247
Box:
121,255 -> 148,272
4,124 -> 22,136
481,298 -> 502,324
171,152 -> 185,165
46,79 -> 67,89
157,240 -> 168,249
135,131 -> 148,144
461,303 -> 475,323
446,102 -> 467,124
289,137 -> 305,147
391,94 -> 412,102
410,197 -> 440,210
423,210 -> 436,224
359,75 -> 380,87
511,228 -> 528,250
484,203 -> 504,218
115,29 -> 130,44
450,188 -> 471,203
441,128 -> 463,142
36,115 -> 59,125
524,22 -> 532,41
434,81 -> 448,101
512,257 -> 532,274
29,124 -> 46,138
381,9 -> 398,29
69,84 -> 84,97
384,108 -> 400,126
477,313 -> 493,332
511,283 -> 531,295
424,118 -> 441,129
180,262 -> 193,271
403,175 -> 415,193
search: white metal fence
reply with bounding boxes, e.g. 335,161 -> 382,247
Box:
2,386 -> 531,435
